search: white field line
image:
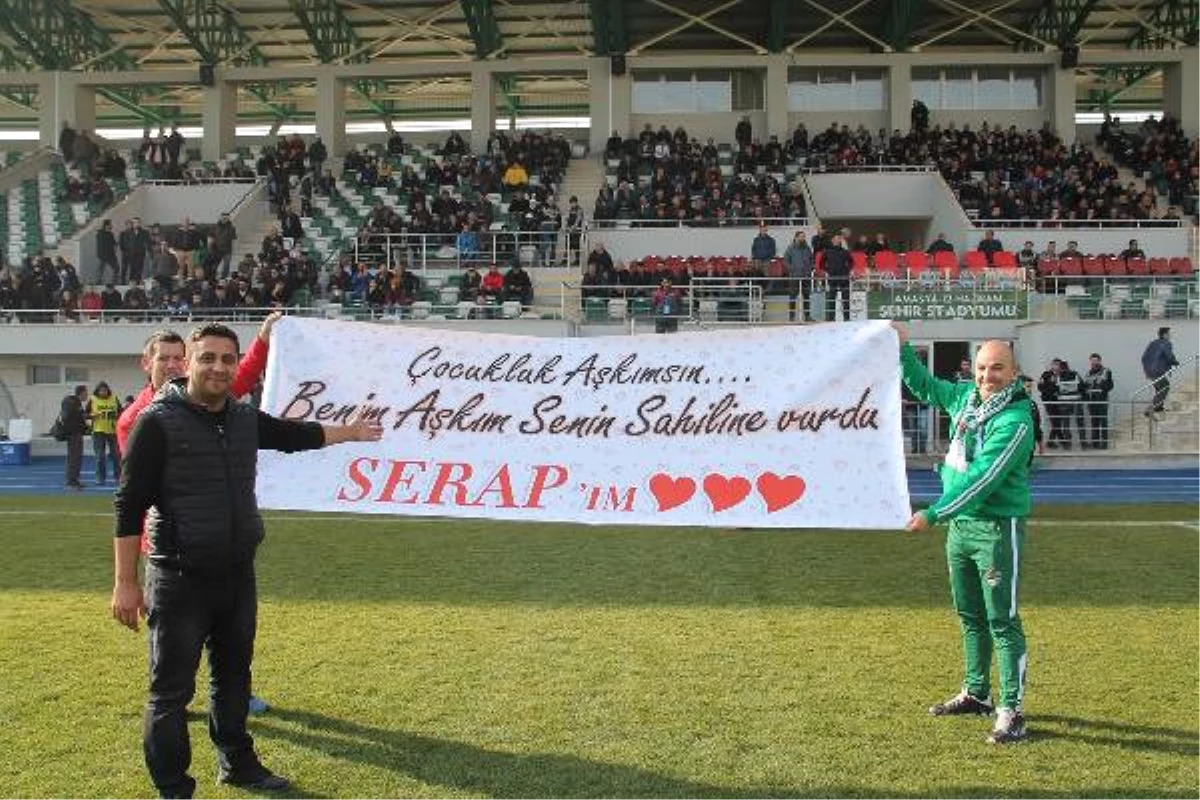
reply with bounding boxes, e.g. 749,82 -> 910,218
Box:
0,510 -> 1194,530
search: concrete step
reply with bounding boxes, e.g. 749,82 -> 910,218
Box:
558,157 -> 605,209
230,217 -> 280,262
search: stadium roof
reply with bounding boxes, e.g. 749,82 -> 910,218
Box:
0,0 -> 1194,125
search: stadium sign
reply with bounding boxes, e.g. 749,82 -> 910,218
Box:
259,318 -> 910,529
869,289 -> 1028,321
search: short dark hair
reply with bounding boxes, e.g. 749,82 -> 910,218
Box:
1090,353 -> 1101,359
1158,326 -> 1170,338
142,329 -> 184,358
188,323 -> 240,352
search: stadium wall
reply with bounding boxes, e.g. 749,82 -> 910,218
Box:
629,112 -> 769,148
64,182 -> 266,286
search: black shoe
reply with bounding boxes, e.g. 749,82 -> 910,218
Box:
987,707 -> 1028,744
930,691 -> 994,716
218,767 -> 291,792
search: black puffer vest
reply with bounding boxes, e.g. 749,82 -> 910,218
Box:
145,380 -> 263,573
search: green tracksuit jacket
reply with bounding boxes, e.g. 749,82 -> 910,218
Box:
899,343 -> 1034,524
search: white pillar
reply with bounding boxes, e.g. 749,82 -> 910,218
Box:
766,55 -> 789,141
609,61 -> 632,139
1049,64 -> 1075,144
1162,49 -> 1198,139
315,69 -> 346,160
201,78 -> 237,163
888,60 -> 912,134
587,57 -> 610,155
39,72 -> 96,150
470,63 -> 496,153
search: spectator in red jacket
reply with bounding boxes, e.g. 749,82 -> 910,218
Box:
479,264 -> 505,300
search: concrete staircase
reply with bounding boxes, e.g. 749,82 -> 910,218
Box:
558,156 -> 605,229
229,215 -> 278,271
1110,370 -> 1199,453
1087,138 -> 1171,216
534,157 -> 603,319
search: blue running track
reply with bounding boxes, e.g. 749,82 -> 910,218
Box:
1,456 -> 1197,504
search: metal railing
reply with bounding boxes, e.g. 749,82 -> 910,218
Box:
907,395 -> 1123,453
1033,276 -> 1198,321
800,164 -> 938,174
566,272 -> 1199,325
570,278 -> 783,327
10,273 -> 1192,328
0,301 -> 566,326
1127,353 -> 1200,449
588,216 -> 809,230
349,229 -> 587,272
135,176 -> 259,186
0,306 -> 289,325
963,217 -> 1184,229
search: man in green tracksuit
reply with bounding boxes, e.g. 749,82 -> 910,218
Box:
894,323 -> 1034,744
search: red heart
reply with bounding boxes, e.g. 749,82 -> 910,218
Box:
757,472 -> 806,513
648,474 -> 696,511
702,474 -> 752,513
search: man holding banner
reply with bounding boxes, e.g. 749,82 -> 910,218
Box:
894,323 -> 1034,745
112,323 -> 383,798
118,314 -> 280,718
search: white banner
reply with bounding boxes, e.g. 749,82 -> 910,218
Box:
258,318 -> 910,529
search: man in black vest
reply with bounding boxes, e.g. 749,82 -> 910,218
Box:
1055,359 -> 1085,449
1081,352 -> 1114,449
112,323 -> 382,799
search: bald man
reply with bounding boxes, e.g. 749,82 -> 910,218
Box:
893,324 -> 1034,745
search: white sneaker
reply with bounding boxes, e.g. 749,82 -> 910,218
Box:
987,707 -> 1027,744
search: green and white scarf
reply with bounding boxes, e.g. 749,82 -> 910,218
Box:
947,380 -> 1022,466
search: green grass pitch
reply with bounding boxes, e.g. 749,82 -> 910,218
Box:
0,496 -> 1195,798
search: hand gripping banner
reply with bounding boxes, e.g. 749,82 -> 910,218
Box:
257,317 -> 911,529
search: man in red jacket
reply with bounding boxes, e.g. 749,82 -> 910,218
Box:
117,315 -> 278,453
117,311 -> 281,716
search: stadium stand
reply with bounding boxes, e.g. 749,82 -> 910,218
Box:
1097,113 -> 1199,216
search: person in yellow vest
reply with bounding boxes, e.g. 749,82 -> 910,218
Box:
88,381 -> 121,485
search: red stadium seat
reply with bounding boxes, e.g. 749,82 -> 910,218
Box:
932,250 -> 958,278
850,250 -> 868,279
1104,256 -> 1127,276
902,251 -> 929,274
1169,257 -> 1194,275
1057,258 -> 1082,277
1148,257 -> 1171,275
1036,257 -> 1059,276
874,249 -> 899,275
963,250 -> 987,273
1125,257 -> 1148,276
992,250 -> 1017,269
1082,257 -> 1105,277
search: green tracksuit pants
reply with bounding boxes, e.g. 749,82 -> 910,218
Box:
946,517 -> 1028,710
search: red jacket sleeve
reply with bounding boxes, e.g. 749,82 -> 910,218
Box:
116,384 -> 155,456
231,335 -> 269,399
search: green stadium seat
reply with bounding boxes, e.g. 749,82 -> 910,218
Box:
584,297 -> 607,322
